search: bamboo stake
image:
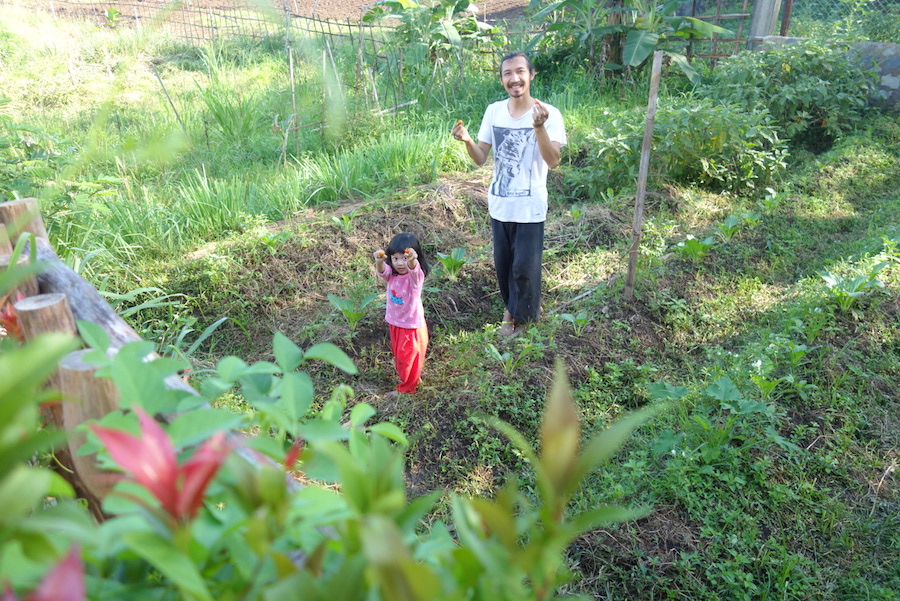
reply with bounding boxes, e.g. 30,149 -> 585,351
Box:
624,51 -> 663,301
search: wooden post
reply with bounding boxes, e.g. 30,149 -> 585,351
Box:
15,292 -> 79,429
0,198 -> 50,244
0,253 -> 40,305
624,51 -> 664,302
58,349 -> 121,517
0,224 -> 11,255
16,292 -> 78,339
12,293 -> 105,519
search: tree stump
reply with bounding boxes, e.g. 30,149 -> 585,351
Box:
0,252 -> 40,306
57,349 -> 122,515
0,224 -> 11,255
0,198 -> 49,244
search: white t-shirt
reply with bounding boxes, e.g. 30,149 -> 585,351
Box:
477,99 -> 566,223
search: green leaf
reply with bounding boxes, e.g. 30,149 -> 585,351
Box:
279,371 -> 314,423
349,403 -> 376,427
565,504 -> 651,539
273,331 -> 304,373
297,419 -> 351,442
167,409 -> 244,448
303,343 -> 358,374
77,319 -> 110,353
623,30 -> 659,67
0,334 -> 79,425
647,381 -> 689,401
369,422 -> 409,446
124,531 -> 213,601
704,377 -> 743,402
573,404 -> 663,485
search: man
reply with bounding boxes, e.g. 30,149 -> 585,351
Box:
451,51 -> 567,338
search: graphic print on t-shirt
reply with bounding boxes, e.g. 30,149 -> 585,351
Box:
490,126 -> 534,198
390,289 -> 404,305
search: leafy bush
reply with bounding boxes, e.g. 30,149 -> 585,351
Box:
1,256 -> 661,601
564,97 -> 787,198
698,39 -> 878,152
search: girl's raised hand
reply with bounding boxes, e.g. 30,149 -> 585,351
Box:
403,247 -> 417,261
374,249 -> 386,261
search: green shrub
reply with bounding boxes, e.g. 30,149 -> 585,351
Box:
698,39 -> 878,152
565,97 -> 786,197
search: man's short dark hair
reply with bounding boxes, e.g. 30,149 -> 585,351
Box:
500,51 -> 534,74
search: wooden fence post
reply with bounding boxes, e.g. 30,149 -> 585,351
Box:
0,223 -> 11,255
624,51 -> 663,301
0,253 -> 40,305
58,350 -> 121,511
0,198 -> 50,244
13,293 -> 109,520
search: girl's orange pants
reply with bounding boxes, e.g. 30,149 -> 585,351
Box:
390,324 -> 428,393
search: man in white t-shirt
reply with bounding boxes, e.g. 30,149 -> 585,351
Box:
452,51 -> 567,337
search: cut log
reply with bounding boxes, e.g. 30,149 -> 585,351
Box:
24,237 -> 197,397
0,224 -> 11,254
0,252 -> 40,305
12,293 -> 105,518
58,349 -> 121,513
0,198 -> 49,244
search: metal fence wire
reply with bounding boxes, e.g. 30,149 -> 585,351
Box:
0,0 -> 896,55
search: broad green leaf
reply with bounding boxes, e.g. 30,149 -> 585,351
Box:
369,422 -> 409,446
76,319 -> 110,353
273,331 -> 304,373
0,334 -> 78,425
704,377 -> 743,402
303,342 -> 358,374
297,419 -> 351,442
168,409 -> 243,448
623,30 -> 659,67
349,402 -> 376,427
278,371 -> 314,422
0,466 -> 52,520
217,356 -> 248,382
647,381 -> 689,401
124,531 -> 213,601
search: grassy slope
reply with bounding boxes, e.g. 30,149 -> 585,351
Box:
2,7 -> 899,600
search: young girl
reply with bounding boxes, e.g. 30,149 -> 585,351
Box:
373,232 -> 430,395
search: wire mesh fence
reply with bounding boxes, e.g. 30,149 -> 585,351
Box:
786,0 -> 900,43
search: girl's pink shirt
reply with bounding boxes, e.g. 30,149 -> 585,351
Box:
378,263 -> 426,329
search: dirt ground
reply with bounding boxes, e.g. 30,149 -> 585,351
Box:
306,0 -> 530,22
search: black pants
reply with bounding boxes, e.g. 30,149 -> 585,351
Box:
491,219 -> 544,323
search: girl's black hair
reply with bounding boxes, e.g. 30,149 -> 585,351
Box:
385,232 -> 430,277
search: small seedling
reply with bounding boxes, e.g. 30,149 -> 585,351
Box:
259,230 -> 292,255
559,312 -> 591,336
330,213 -> 354,233
568,207 -> 585,225
740,211 -> 762,228
674,235 -> 715,263
485,340 -> 544,376
819,263 -> 885,313
327,293 -> 378,331
759,187 -> 781,212
716,215 -> 743,242
436,247 -> 472,281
